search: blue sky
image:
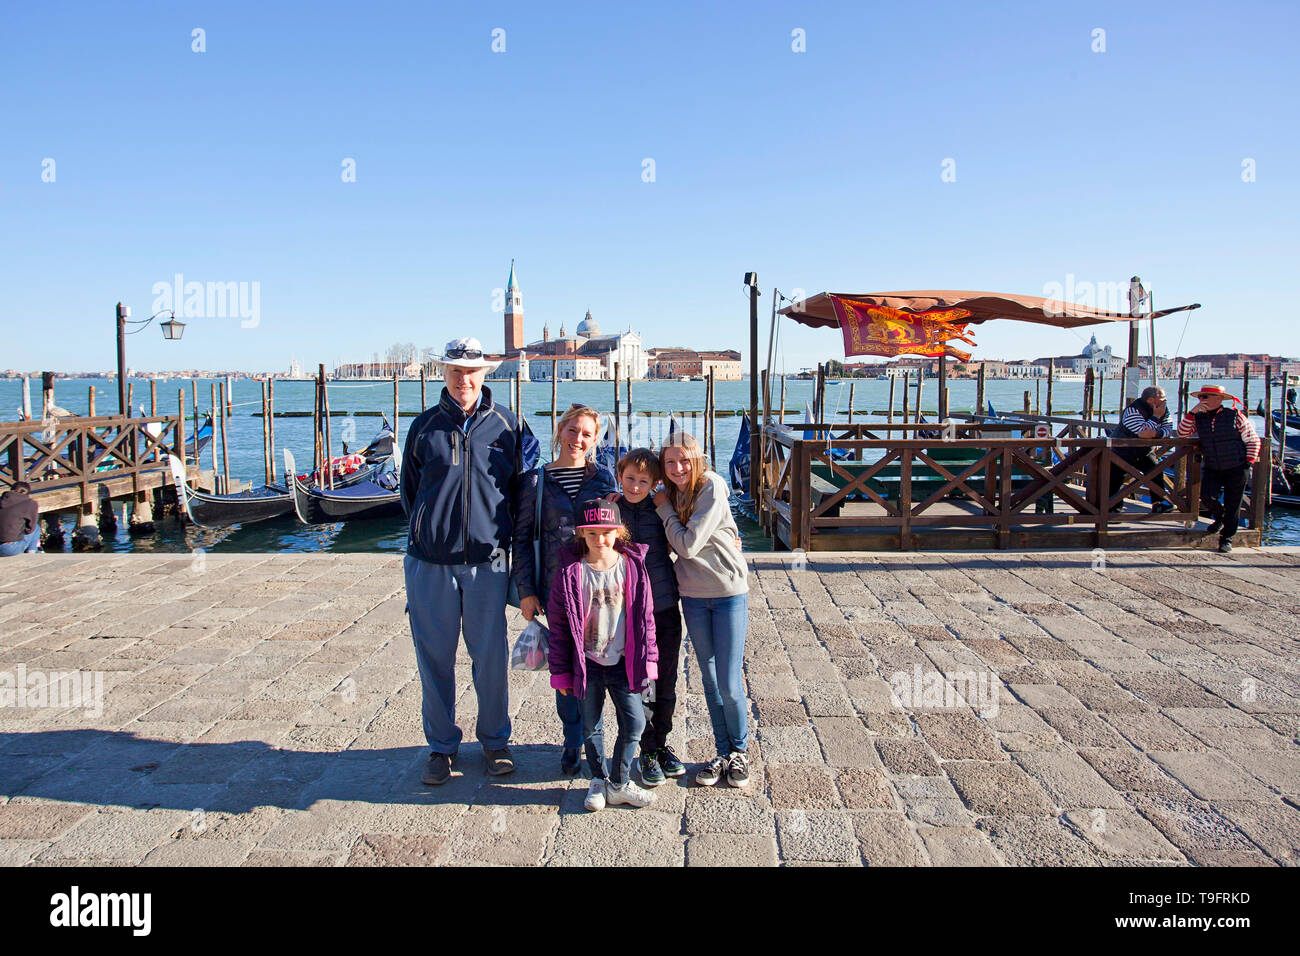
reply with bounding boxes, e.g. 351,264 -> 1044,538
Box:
2,0 -> 1296,373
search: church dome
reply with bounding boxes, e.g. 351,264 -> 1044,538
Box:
575,309 -> 600,338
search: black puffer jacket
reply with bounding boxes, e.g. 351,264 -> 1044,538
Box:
512,461 -> 618,606
617,495 -> 679,612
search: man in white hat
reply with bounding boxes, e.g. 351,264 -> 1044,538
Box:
401,336 -> 521,784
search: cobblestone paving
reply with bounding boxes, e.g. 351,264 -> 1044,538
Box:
1,549 -> 1297,866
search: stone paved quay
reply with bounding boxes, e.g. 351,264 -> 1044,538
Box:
1,549 -> 1298,867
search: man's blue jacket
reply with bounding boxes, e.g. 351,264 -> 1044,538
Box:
400,385 -> 522,566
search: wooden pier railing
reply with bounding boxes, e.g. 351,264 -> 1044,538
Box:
758,421 -> 1267,551
1,414 -> 193,514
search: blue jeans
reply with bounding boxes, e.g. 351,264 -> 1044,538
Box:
0,529 -> 41,556
405,555 -> 512,754
682,593 -> 749,756
556,688 -> 584,752
580,660 -> 646,786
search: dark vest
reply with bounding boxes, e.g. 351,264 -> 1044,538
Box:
1112,398 -> 1156,439
1194,408 -> 1246,471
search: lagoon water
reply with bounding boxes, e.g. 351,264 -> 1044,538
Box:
3,375 -> 1296,552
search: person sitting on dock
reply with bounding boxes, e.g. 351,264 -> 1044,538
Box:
0,482 -> 42,556
1177,385 -> 1260,553
1109,386 -> 1175,514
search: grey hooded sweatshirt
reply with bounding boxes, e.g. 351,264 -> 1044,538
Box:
655,471 -> 748,599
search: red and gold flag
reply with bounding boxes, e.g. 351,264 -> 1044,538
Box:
830,296 -> 977,361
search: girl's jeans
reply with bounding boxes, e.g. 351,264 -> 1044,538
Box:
681,593 -> 749,756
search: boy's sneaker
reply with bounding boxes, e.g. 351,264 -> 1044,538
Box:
583,779 -> 607,812
560,748 -> 581,776
695,755 -> 728,787
657,746 -> 686,778
422,751 -> 453,786
725,751 -> 750,788
1218,538 -> 1233,554
606,779 -> 655,808
639,752 -> 665,787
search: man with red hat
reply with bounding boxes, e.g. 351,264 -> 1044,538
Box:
1177,385 -> 1260,553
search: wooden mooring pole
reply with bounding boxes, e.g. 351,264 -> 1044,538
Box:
322,366 -> 334,489
902,372 -> 910,423
210,382 -> 219,489
888,376 -> 896,424
218,381 -> 231,493
268,377 -> 277,482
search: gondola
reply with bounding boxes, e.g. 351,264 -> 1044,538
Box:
285,443 -> 403,524
168,417 -> 396,527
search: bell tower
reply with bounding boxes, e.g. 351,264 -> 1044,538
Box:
504,260 -> 523,353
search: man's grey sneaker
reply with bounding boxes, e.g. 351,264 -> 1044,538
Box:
606,779 -> 655,808
1218,538 -> 1233,553
1207,519 -> 1224,536
639,751 -> 665,787
484,747 -> 515,776
584,778 -> 607,812
726,751 -> 751,788
695,755 -> 728,787
657,745 -> 686,778
561,748 -> 581,776
422,751 -> 453,786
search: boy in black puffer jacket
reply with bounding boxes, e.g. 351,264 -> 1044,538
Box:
613,448 -> 685,787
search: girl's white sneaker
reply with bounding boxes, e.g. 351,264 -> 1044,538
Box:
584,778 -> 607,812
605,779 -> 655,808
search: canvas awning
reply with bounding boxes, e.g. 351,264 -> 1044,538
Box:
779,290 -> 1200,330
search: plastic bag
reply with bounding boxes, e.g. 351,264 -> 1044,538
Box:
511,620 -> 550,671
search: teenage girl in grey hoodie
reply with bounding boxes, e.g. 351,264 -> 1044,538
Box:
654,433 -> 751,788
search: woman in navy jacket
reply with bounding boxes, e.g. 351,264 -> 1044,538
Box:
512,404 -> 617,775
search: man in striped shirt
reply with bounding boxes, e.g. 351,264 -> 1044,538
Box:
1109,386 -> 1175,514
1177,385 -> 1260,553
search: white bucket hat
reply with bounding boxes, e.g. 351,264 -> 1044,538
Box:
434,336 -> 501,371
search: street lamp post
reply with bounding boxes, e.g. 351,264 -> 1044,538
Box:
115,302 -> 184,416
